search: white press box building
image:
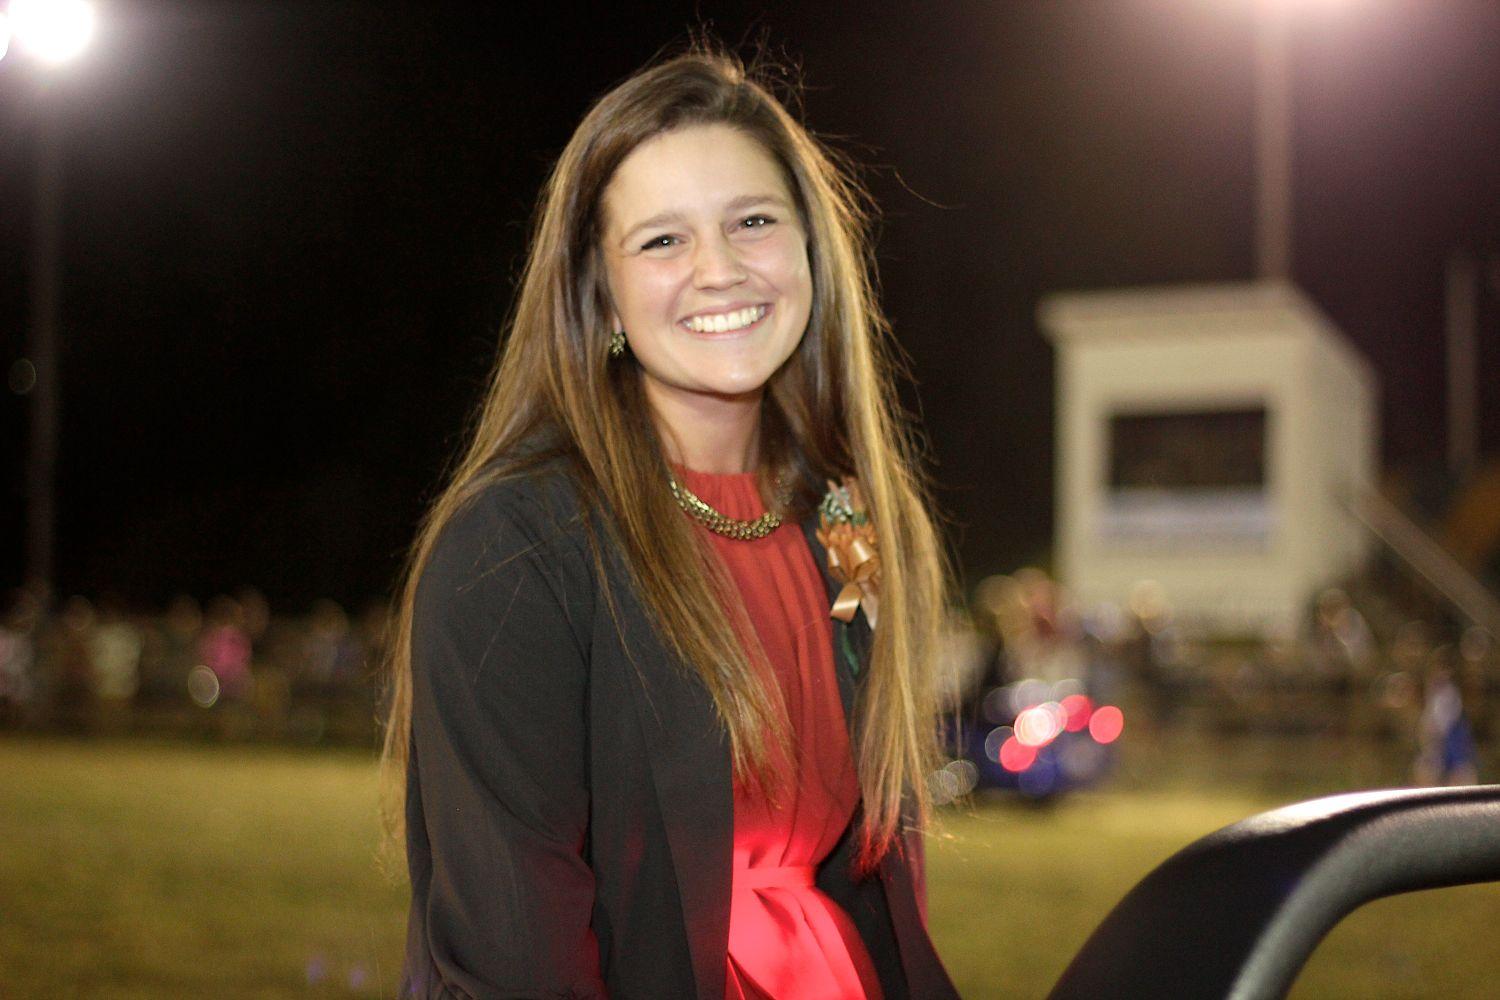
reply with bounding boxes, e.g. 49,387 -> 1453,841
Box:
1038,282 -> 1379,637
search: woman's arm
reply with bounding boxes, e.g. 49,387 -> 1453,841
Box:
404,484 -> 604,999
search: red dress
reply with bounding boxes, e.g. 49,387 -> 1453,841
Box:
676,466 -> 884,1000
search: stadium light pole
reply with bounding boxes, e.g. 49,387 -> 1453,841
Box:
3,0 -> 97,610
1254,4 -> 1486,490
1253,0 -> 1293,282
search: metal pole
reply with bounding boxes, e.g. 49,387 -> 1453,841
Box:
1445,252 -> 1478,475
26,105 -> 61,611
1254,0 -> 1293,282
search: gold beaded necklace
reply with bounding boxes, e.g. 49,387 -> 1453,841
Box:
668,474 -> 793,541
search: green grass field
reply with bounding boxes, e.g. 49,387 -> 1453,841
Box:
1,733 -> 1496,998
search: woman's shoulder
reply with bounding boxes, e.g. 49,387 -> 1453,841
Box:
470,453 -> 585,532
410,436 -> 599,689
424,437 -> 596,595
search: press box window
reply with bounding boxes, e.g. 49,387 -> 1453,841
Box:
1100,407 -> 1271,546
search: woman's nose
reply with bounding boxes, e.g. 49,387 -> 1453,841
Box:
692,234 -> 747,288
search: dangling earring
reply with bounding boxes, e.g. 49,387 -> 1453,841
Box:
609,330 -> 627,358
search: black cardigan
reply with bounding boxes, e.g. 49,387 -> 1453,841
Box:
401,455 -> 959,999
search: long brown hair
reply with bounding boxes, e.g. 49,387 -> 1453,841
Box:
381,45 -> 953,867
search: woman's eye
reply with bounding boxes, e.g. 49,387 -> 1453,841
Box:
740,214 -> 775,230
640,235 -> 679,251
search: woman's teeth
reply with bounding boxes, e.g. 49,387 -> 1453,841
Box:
683,305 -> 766,333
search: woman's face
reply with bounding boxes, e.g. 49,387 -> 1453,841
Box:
600,123 -> 813,414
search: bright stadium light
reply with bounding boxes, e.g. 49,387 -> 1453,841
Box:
10,1 -> 98,604
10,0 -> 96,65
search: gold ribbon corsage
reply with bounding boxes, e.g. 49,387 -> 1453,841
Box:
816,477 -> 880,630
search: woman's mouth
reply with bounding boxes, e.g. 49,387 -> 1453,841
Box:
679,304 -> 769,335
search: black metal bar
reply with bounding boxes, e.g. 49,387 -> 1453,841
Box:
1049,785 -> 1500,1000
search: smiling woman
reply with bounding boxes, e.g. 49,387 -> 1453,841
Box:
380,44 -> 958,1000
601,124 -> 813,467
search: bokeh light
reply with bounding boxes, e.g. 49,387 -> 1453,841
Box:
945,758 -> 979,797
984,725 -> 1014,762
186,664 -> 220,708
1014,705 -> 1057,747
1061,693 -> 1093,732
1051,678 -> 1084,701
8,358 -> 37,395
1089,705 -> 1125,744
999,736 -> 1037,772
981,687 -> 1011,724
1009,678 -> 1051,715
1015,702 -> 1069,747
928,758 -> 979,807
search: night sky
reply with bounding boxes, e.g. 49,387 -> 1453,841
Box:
2,0 -> 1497,611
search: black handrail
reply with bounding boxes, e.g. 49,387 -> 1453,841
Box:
1048,784 -> 1500,1000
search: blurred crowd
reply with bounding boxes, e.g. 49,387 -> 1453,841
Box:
2,570 -> 1494,785
0,587 -> 389,744
949,568 -> 1495,786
